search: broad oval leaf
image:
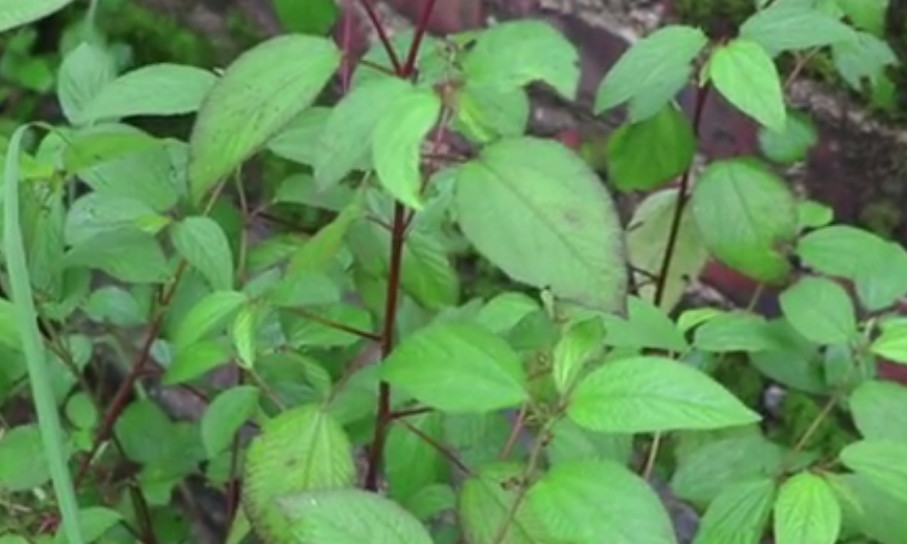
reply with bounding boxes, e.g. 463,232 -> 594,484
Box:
280,488 -> 433,544
779,277 -> 856,345
528,460 -> 677,544
463,20 -> 580,99
0,425 -> 50,491
691,158 -> 798,283
740,2 -> 856,55
693,478 -> 776,544
774,472 -> 841,544
606,103 -> 696,191
0,0 -> 75,33
568,356 -> 760,433
839,440 -> 907,504
164,341 -> 231,385
189,35 -> 339,203
201,385 -> 260,457
454,137 -> 626,312
83,64 -> 218,123
372,87 -> 441,209
758,110 -> 818,164
171,216 -> 235,291
850,380 -> 907,442
244,405 -> 355,542
381,322 -> 528,413
57,43 -> 116,126
707,39 -> 786,131
596,25 -> 707,121
553,318 -> 605,395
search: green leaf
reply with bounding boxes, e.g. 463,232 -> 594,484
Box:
553,318 -> 605,394
839,440 -> 907,503
528,460 -> 677,544
231,304 -> 257,369
749,319 -> 826,394
707,39 -> 786,131
189,35 -> 339,204
57,43 -> 116,125
62,230 -> 170,284
459,463 -> 553,544
797,225 -> 907,311
838,0 -> 887,35
463,20 -> 580,99
172,290 -> 247,349
201,385 -> 259,458
568,356 -> 760,433
596,25 -> 707,121
740,2 -> 856,54
401,230 -> 459,311
454,84 -> 530,143
0,0 -> 75,33
831,473 -> 907,544
65,392 -> 98,430
774,472 -> 841,544
285,201 -> 362,275
382,322 -> 527,413
547,418 -> 633,466
65,193 -> 168,246
273,0 -> 339,35
164,341 -> 231,385
268,108 -> 331,167
779,277 -> 856,345
0,424 -> 50,491
693,478 -> 776,544
405,484 -> 456,521
386,413 -> 447,503
627,188 -> 709,310
691,158 -> 797,283
475,293 -> 540,335
372,87 -> 441,209
315,78 -> 411,189
606,104 -> 695,191
171,216 -> 235,291
53,507 -> 122,544
454,137 -> 626,311
601,296 -> 689,352
833,31 -> 898,90
797,200 -> 833,231
693,312 -> 781,353
244,405 -> 355,542
82,64 -> 217,123
280,489 -> 433,544
758,110 -> 818,164
84,286 -> 146,327
850,380 -> 907,442
113,400 -> 176,464
672,433 -> 783,506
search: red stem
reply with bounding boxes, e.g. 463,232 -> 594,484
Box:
652,84 -> 711,307
354,0 -> 402,73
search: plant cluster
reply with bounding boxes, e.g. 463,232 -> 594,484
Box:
0,0 -> 906,543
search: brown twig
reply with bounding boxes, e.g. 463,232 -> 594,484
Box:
499,403 -> 529,460
398,419 -> 473,475
289,306 -> 382,342
354,0 -> 402,73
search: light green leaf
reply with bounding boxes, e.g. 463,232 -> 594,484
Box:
286,201 -> 362,275
201,385 -> 260,457
62,230 -> 170,284
84,286 -> 146,327
850,380 -> 907,442
831,473 -> 907,544
57,42 -> 116,126
475,293 -> 540,335
740,2 -> 856,54
627,188 -> 709,310
758,110 -> 818,164
372,87 -> 441,209
83,64 -> 217,123
459,463 -> 553,544
693,478 -> 776,544
401,230 -> 459,311
164,341 -> 231,385
547,418 -> 633,466
606,104 -> 695,191
171,216 -> 235,291
454,84 -> 530,143
268,108 -> 331,167
797,200 -> 833,231
189,34 -> 339,203
65,193 -> 167,246
280,488 -> 433,544
693,312 -> 781,353
779,277 -> 856,345
840,440 -> 907,503
381,321 -> 527,413
454,137 -> 626,311
463,20 -> 580,99
315,78 -> 410,188
691,158 -> 797,283
172,290 -> 247,349
65,393 -> 99,430
568,356 -> 760,433
596,25 -> 707,121
553,318 -> 605,394
0,0 -> 75,33
231,304 -> 257,369
0,425 -> 50,491
53,507 -> 122,544
838,0 -> 887,35
774,472 -> 841,544
113,400 -> 176,464
244,405 -> 356,542
707,39 -> 786,131
386,413 -> 447,503
528,460 -> 677,544
405,484 -> 456,521
601,296 -> 689,352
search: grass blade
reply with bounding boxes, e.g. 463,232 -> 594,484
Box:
3,124 -> 85,543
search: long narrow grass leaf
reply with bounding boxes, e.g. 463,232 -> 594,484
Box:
3,124 -> 84,543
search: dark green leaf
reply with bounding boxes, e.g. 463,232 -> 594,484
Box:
201,385 -> 260,457
171,216 -> 235,291
273,0 -> 339,35
774,471 -> 841,544
454,137 -> 626,311
114,400 -> 176,464
707,39 -> 786,131
381,322 -> 528,413
693,478 -> 776,544
0,425 -> 50,491
568,356 -> 760,433
779,277 -> 856,345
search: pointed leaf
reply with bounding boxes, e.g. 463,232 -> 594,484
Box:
779,277 -> 856,345
454,137 -> 626,311
164,341 -> 231,385
741,2 -> 856,55
172,290 -> 247,349
65,193 -> 167,246
189,35 -> 339,203
381,322 -> 528,413
850,380 -> 907,442
268,108 -> 331,167
553,318 -> 605,394
693,478 -> 776,544
386,413 -> 447,502
171,216 -> 234,291
0,0 -> 75,33
201,385 -> 259,457
708,39 -> 786,131
568,356 -> 760,433
774,471 -> 841,544
758,110 -> 818,164
840,440 -> 907,503
57,42 -> 116,126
